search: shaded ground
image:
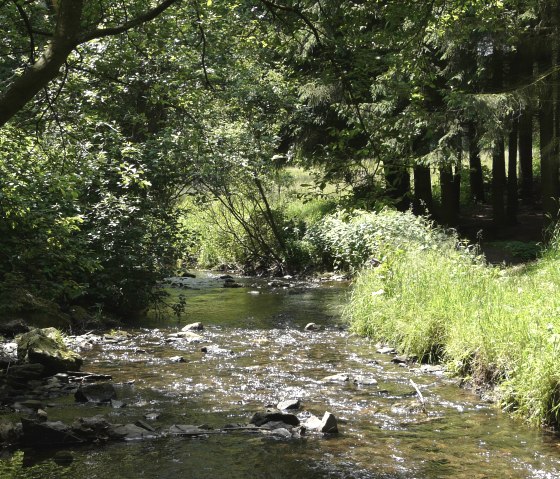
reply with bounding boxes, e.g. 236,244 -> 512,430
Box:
458,203 -> 545,264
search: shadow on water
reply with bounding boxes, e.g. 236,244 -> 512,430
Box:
2,271 -> 560,478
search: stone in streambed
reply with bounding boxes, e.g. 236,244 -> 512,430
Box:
321,373 -> 351,383
277,399 -> 301,411
304,322 -> 319,331
250,411 -> 300,427
110,423 -> 158,441
182,322 -> 203,331
304,412 -> 339,433
75,382 -> 117,403
17,328 -> 82,375
21,418 -> 84,446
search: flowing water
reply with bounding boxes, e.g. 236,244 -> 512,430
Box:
2,272 -> 560,478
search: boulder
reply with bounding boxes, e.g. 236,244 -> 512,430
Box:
167,331 -> 203,343
5,363 -> 45,383
16,328 -> 82,375
21,418 -> 84,446
304,323 -> 319,331
75,382 -> 117,403
71,415 -> 112,442
277,399 -> 301,411
304,412 -> 338,433
109,423 -> 158,441
250,411 -> 300,427
181,272 -> 196,278
182,322 -> 203,332
0,421 -> 21,446
223,282 -> 242,288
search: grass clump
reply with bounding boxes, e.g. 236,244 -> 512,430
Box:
347,215 -> 560,428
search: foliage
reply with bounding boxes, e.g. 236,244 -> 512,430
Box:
305,208 -> 460,272
347,217 -> 560,427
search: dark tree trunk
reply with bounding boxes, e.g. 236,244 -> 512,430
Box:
492,137 -> 506,226
439,164 -> 460,226
518,108 -> 534,203
538,37 -> 558,223
413,165 -> 433,215
467,123 -> 485,202
507,120 -> 519,224
384,160 -> 411,211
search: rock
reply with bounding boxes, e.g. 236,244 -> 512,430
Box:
353,375 -> 378,386
224,282 -> 242,288
219,275 -> 234,280
168,331 -> 203,342
320,412 -> 338,433
144,413 -> 160,421
75,382 -> 117,403
134,419 -> 155,432
71,415 -> 111,442
376,346 -> 396,355
5,363 -> 45,383
181,272 -> 196,278
21,418 -> 84,446
277,399 -> 301,411
248,290 -> 260,295
200,347 -> 208,353
0,341 -> 18,368
304,323 -> 319,331
0,421 -> 21,446
110,423 -> 158,441
420,364 -> 445,374
182,322 -> 203,332
391,355 -> 410,364
0,319 -> 29,338
168,424 -> 208,436
270,427 -> 292,439
37,409 -> 48,421
168,356 -> 186,363
304,412 -> 338,433
321,373 -> 351,383
110,399 -> 126,409
17,328 -> 82,375
250,412 -> 300,427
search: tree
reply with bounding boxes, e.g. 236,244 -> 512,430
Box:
0,0 -> 180,127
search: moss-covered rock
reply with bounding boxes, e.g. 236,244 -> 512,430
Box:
16,328 -> 82,375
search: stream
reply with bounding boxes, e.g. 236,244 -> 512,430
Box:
2,271 -> 560,478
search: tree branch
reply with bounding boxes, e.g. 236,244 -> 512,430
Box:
12,0 -> 35,63
80,0 -> 181,42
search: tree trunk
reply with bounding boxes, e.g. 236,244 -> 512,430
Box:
538,37 -> 558,223
413,165 -> 433,215
467,123 -> 485,202
384,160 -> 411,211
507,120 -> 518,224
439,164 -> 460,226
492,137 -> 506,226
518,108 -> 534,203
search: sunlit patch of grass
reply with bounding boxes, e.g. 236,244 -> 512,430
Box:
347,225 -> 560,428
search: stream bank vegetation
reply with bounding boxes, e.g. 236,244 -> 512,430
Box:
347,218 -> 560,429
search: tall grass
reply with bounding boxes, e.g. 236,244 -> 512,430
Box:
347,219 -> 560,428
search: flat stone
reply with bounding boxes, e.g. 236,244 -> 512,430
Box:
376,346 -> 396,355
270,427 -> 292,439
168,424 -> 207,436
277,399 -> 301,411
420,364 -> 445,374
303,415 -> 322,430
182,322 -> 203,332
353,375 -> 378,386
110,423 -> 157,441
168,356 -> 186,363
321,373 -> 350,383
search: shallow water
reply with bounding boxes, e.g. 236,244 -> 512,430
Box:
2,271 -> 560,478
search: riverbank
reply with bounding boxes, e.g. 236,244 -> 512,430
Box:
346,227 -> 560,428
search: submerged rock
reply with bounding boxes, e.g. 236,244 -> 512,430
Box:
75,382 -> 117,403
17,328 -> 83,375
321,373 -> 351,383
